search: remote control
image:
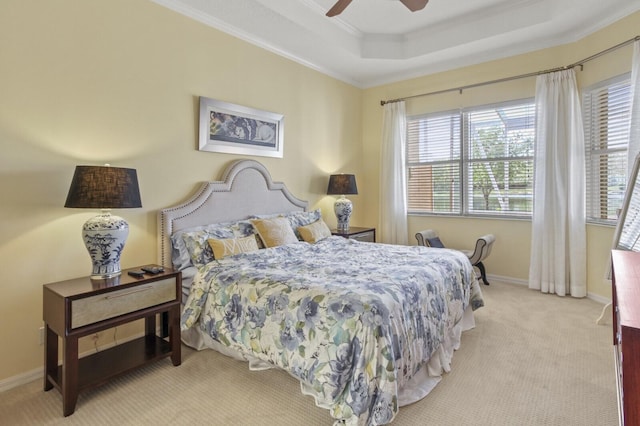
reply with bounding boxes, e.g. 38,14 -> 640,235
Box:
141,266 -> 164,275
128,270 -> 145,278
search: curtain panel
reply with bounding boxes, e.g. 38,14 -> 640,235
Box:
529,69 -> 587,297
379,101 -> 408,245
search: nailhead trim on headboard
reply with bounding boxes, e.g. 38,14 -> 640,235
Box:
157,159 -> 308,267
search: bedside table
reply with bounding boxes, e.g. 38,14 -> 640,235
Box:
331,226 -> 376,242
43,265 -> 181,416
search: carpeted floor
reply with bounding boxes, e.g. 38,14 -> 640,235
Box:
0,280 -> 618,425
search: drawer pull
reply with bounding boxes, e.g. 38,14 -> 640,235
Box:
105,286 -> 152,299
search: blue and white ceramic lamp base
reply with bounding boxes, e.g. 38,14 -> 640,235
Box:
82,211 -> 129,279
334,196 -> 353,232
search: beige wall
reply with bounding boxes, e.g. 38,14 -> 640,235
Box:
362,12 -> 640,300
1,0 -> 638,383
0,0 -> 362,381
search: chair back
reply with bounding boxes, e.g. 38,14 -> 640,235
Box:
468,234 -> 495,265
415,229 -> 440,247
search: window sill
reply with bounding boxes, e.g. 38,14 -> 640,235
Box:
408,212 -> 531,221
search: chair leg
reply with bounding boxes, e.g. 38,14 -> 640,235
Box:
476,261 -> 490,285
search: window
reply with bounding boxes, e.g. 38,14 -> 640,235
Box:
407,100 -> 535,217
583,74 -> 632,224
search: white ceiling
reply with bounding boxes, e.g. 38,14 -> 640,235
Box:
152,0 -> 640,88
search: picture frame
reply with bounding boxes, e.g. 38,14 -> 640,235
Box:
198,97 -> 284,158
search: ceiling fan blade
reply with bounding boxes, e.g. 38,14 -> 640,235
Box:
399,0 -> 429,12
326,0 -> 353,17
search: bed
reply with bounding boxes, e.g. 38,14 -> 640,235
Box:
159,159 -> 484,425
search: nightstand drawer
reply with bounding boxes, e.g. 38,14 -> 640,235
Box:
71,278 -> 176,328
350,230 -> 375,242
331,227 -> 376,243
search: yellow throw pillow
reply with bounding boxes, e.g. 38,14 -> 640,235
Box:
250,217 -> 298,248
208,235 -> 259,259
297,219 -> 332,243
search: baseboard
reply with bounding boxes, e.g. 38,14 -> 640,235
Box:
588,292 -> 611,305
486,273 -> 611,305
0,367 -> 42,392
485,273 -> 528,287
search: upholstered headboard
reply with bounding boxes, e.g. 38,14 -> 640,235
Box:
158,159 -> 308,267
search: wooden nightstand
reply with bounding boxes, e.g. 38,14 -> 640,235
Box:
43,265 -> 181,416
331,226 -> 376,242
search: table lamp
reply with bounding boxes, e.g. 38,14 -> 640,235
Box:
64,165 -> 142,279
327,174 -> 358,232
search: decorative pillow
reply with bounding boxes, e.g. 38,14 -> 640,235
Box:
231,220 -> 259,238
171,224 -> 233,270
181,226 -> 236,267
177,220 -> 259,268
285,209 -> 322,240
251,217 -> 299,248
208,235 -> 259,259
171,232 -> 193,271
427,236 -> 445,248
249,210 -> 322,240
297,219 -> 332,243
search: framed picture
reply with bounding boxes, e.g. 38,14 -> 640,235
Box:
198,97 -> 284,158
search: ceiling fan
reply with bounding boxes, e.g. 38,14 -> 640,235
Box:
326,0 -> 429,17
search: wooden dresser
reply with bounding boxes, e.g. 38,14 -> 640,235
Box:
611,250 -> 640,425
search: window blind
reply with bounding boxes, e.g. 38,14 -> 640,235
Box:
583,75 -> 632,223
465,103 -> 535,215
407,101 -> 535,216
407,112 -> 461,214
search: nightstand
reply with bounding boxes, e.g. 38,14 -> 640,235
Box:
43,265 -> 181,416
331,226 -> 376,242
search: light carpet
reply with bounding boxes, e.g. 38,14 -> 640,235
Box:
0,280 -> 618,425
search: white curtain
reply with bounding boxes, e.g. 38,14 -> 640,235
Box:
529,69 -> 587,297
379,101 -> 408,245
628,40 -> 640,175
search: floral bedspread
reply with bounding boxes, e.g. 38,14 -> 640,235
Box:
181,237 -> 483,425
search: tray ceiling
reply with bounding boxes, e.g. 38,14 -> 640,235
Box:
153,0 -> 640,88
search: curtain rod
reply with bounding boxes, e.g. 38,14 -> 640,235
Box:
380,35 -> 640,106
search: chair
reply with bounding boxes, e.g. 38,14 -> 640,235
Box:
414,229 -> 444,248
415,230 -> 495,285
